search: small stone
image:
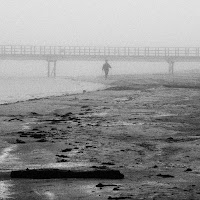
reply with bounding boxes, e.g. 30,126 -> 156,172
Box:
57,159 -> 68,163
16,139 -> 26,144
96,183 -> 104,187
152,165 -> 158,168
157,173 -> 174,178
102,162 -> 115,166
37,138 -> 47,142
184,168 -> 192,172
61,148 -> 72,152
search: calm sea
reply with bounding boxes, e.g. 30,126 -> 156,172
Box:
0,77 -> 105,104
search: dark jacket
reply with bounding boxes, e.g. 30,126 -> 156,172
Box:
102,63 -> 111,71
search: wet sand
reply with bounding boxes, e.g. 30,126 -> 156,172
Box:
1,74 -> 200,199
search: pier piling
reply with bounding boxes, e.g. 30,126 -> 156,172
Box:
47,60 -> 57,77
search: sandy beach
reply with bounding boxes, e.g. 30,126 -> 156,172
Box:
1,74 -> 200,199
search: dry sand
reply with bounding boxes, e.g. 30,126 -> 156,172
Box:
1,74 -> 200,199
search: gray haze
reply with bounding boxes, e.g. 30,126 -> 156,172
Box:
1,0 -> 200,76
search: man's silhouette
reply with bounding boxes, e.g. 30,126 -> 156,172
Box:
102,60 -> 111,79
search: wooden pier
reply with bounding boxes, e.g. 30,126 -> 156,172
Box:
1,45 -> 200,77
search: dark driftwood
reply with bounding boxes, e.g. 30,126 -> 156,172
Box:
10,168 -> 124,179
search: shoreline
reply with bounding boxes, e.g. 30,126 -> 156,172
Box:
0,76 -> 107,106
1,74 -> 200,199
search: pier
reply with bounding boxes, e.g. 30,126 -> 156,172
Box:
0,45 -> 200,77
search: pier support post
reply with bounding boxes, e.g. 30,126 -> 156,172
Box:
47,60 -> 57,78
52,61 -> 56,77
47,61 -> 50,77
168,61 -> 174,74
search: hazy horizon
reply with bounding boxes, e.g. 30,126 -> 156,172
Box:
1,0 -> 200,76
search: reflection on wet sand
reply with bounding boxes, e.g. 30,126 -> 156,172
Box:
0,145 -> 17,164
43,191 -> 56,200
0,180 -> 14,199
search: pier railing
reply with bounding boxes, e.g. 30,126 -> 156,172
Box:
1,45 -> 200,76
0,45 -> 200,57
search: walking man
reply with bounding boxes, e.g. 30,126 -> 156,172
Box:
102,60 -> 111,79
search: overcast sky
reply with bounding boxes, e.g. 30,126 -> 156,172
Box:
1,0 -> 200,77
1,0 -> 200,47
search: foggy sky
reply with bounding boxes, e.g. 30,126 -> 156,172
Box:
1,0 -> 200,77
1,0 -> 200,47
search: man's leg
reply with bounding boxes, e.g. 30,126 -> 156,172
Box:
105,71 -> 108,79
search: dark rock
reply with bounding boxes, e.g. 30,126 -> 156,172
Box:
32,128 -> 39,131
37,138 -> 47,142
16,139 -> 26,144
102,162 -> 115,166
85,145 -> 93,148
156,173 -> 174,178
96,183 -> 104,187
81,106 -> 89,108
57,159 -> 68,163
51,119 -> 63,124
108,196 -> 130,199
91,166 -> 108,169
17,131 -> 25,134
166,137 -> 178,143
30,134 -> 46,139
61,148 -> 72,152
11,168 -> 124,179
56,154 -> 69,158
113,187 -> 120,191
8,118 -> 23,122
61,112 -> 73,118
96,183 -> 118,188
20,134 -> 28,137
152,165 -> 158,168
184,168 -> 192,172
28,112 -> 41,116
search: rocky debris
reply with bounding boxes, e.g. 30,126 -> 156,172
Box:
102,162 -> 115,166
184,168 -> 192,172
85,145 -> 93,148
8,118 -> 23,122
50,119 -> 64,124
107,196 -> 132,199
61,148 -> 72,152
113,187 -> 120,191
10,168 -> 124,179
37,138 -> 47,142
30,133 -> 46,139
57,159 -> 68,163
165,137 -> 178,143
20,133 -> 28,137
106,86 -> 135,91
61,112 -> 73,118
28,112 -> 41,116
152,165 -> 158,168
156,173 -> 174,178
16,139 -> 26,144
91,166 -> 108,170
96,183 -> 118,188
56,154 -> 69,158
81,105 -> 89,108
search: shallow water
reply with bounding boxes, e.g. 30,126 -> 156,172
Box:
0,77 -> 105,104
